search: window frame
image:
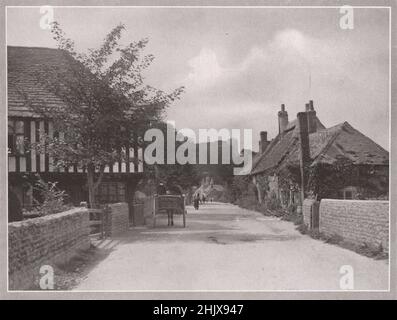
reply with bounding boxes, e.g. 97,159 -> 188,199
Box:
95,182 -> 126,204
344,190 -> 353,200
8,119 -> 26,156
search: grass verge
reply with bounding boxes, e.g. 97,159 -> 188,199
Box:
237,202 -> 388,261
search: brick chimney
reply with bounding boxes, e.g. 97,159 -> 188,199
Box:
278,104 -> 288,134
297,111 -> 311,203
307,100 -> 317,134
259,131 -> 269,154
309,100 -> 314,111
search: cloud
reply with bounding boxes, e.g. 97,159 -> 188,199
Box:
169,28 -> 388,150
272,29 -> 307,56
187,48 -> 223,88
180,29 -> 314,112
6,8 -> 389,150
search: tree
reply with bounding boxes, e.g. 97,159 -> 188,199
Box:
28,22 -> 184,207
140,121 -> 201,193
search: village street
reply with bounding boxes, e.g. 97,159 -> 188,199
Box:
74,203 -> 388,291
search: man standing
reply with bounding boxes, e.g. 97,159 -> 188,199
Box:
193,194 -> 200,210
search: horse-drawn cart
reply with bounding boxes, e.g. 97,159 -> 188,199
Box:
153,195 -> 187,227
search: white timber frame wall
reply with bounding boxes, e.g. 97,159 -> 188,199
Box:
8,118 -> 144,174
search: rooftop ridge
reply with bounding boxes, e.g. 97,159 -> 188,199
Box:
311,122 -> 346,165
7,45 -> 59,50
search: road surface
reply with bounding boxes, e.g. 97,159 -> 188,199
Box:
75,202 -> 388,291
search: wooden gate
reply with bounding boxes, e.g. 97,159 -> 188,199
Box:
88,207 -> 111,238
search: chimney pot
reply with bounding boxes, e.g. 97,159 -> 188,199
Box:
309,100 -> 314,111
306,100 -> 317,134
278,104 -> 288,134
259,131 -> 269,153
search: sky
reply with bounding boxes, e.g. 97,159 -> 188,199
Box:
6,6 -> 390,150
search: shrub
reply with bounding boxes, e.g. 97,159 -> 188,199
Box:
283,211 -> 303,226
30,178 -> 70,216
324,233 -> 344,245
307,228 -> 321,239
297,223 -> 308,234
266,192 -> 281,211
287,203 -> 297,214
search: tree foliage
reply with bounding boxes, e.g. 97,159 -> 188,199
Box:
31,177 -> 70,216
27,22 -> 184,207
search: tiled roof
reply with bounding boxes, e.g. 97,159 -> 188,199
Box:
250,128 -> 298,175
8,46 -> 151,119
251,120 -> 389,175
312,122 -> 389,166
7,46 -> 75,117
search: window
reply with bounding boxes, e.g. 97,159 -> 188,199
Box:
340,186 -> 357,199
22,183 -> 33,209
344,191 -> 353,200
95,182 -> 126,204
8,121 -> 14,154
8,120 -> 25,155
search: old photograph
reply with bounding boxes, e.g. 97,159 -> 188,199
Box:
2,1 -> 395,300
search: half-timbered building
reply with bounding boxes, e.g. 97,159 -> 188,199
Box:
8,46 -> 145,210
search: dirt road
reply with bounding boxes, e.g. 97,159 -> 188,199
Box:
75,203 -> 388,291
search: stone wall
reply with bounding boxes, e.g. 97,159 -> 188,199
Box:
8,208 -> 90,290
319,199 -> 389,251
107,202 -> 129,236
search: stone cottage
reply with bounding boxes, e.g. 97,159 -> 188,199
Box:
250,101 -> 389,208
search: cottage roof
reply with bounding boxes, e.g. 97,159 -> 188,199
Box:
251,120 -> 389,175
309,122 -> 389,166
8,46 -> 155,120
8,46 -> 73,117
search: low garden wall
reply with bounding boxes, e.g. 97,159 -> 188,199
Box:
319,199 -> 389,251
8,208 -> 90,290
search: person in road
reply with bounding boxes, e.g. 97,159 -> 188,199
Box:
193,194 -> 200,210
157,182 -> 167,195
165,182 -> 183,226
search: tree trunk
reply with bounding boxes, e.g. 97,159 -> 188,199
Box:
86,163 -> 105,208
87,165 -> 96,208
